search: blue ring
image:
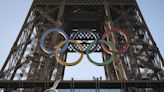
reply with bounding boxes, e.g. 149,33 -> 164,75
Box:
40,28 -> 69,54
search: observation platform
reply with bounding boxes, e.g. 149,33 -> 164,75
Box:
0,80 -> 163,89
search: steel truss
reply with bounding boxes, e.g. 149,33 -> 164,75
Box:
0,80 -> 164,92
0,80 -> 164,88
0,0 -> 164,92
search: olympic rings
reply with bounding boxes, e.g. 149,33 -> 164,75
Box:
71,29 -> 98,54
40,27 -> 130,66
55,40 -> 84,66
101,28 -> 130,54
40,28 -> 69,54
86,40 -> 116,66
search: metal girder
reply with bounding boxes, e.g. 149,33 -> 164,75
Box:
0,4 -> 35,80
0,80 -> 164,89
103,3 -> 130,80
35,8 -> 57,24
33,0 -> 135,5
134,2 -> 164,66
26,1 -> 66,81
1,1 -> 164,91
101,2 -> 164,80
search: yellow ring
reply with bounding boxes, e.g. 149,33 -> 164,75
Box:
55,40 -> 84,66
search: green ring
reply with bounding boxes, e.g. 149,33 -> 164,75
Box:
86,40 -> 117,66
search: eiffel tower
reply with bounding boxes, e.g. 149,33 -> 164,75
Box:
0,0 -> 164,92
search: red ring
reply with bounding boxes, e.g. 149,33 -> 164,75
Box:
101,27 -> 130,54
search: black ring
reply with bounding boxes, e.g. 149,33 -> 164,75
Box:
71,29 -> 99,54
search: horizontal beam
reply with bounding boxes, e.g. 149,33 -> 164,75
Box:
0,80 -> 163,89
34,3 -> 135,6
33,0 -> 135,5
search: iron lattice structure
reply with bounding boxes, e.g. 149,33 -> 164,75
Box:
0,0 -> 164,92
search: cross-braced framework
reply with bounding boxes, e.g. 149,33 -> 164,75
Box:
0,0 -> 164,92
